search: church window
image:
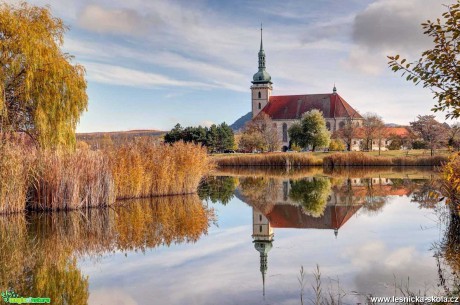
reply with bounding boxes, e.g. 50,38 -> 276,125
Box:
258,103 -> 261,109
259,214 -> 262,221
258,91 -> 261,99
259,225 -> 262,233
282,123 -> 288,142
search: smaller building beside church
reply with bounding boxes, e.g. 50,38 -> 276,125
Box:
250,27 -> 363,151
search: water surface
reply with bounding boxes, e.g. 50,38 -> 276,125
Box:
0,167 -> 457,304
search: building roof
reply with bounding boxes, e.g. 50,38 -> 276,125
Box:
266,204 -> 362,230
261,93 -> 363,120
353,126 -> 412,138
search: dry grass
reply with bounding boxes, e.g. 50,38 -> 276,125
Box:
29,149 -> 115,211
108,141 -> 211,199
0,137 -> 211,214
0,137 -> 33,214
323,152 -> 448,167
213,152 -> 322,167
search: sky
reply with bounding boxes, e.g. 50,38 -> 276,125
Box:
6,0 -> 460,132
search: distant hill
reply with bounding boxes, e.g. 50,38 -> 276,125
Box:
77,129 -> 166,148
230,112 -> 252,131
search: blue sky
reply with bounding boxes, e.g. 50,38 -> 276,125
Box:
7,0 -> 459,132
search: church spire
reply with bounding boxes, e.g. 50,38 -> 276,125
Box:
253,25 -> 272,84
260,23 -> 263,52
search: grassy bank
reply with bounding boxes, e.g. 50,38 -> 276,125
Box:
212,151 -> 448,168
0,139 -> 210,214
213,152 -> 322,167
323,152 -> 448,167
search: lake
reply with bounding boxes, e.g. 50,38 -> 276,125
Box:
0,167 -> 458,305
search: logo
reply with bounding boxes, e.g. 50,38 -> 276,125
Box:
1,290 -> 50,304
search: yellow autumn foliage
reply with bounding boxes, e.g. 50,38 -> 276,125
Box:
0,2 -> 88,148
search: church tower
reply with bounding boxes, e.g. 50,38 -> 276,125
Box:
252,207 -> 274,297
251,26 -> 273,119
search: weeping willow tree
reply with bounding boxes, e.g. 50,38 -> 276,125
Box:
0,2 -> 87,148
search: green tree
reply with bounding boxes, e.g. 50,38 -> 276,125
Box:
164,124 -> 184,143
0,3 -> 88,148
288,177 -> 331,217
388,1 -> 460,119
217,122 -> 235,152
288,110 -> 331,151
198,176 -> 237,205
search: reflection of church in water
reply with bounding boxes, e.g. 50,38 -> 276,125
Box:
239,178 -> 369,296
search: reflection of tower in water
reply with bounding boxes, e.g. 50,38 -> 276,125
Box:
252,207 -> 274,297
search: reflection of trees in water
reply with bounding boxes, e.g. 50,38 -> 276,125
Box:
411,179 -> 442,209
236,174 -> 439,217
0,195 -> 214,302
0,215 -> 89,305
238,177 -> 279,208
198,176 -> 237,205
431,205 -> 460,298
288,178 -> 331,217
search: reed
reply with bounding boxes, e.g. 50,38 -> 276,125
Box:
213,152 -> 322,167
29,149 -> 115,211
0,137 -> 32,214
323,152 -> 448,167
108,141 -> 211,199
0,135 -> 211,213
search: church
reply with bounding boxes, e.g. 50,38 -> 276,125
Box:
251,28 -> 363,151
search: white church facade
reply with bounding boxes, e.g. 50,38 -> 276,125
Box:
250,28 -> 364,151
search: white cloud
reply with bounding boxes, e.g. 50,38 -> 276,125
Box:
84,62 -> 215,89
78,4 -> 161,36
344,0 -> 458,75
199,120 -> 215,127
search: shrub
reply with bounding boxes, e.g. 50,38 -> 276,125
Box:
329,139 -> 345,151
441,153 -> 460,204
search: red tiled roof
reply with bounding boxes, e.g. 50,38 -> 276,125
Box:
262,94 -> 362,120
354,127 -> 411,138
265,204 -> 361,230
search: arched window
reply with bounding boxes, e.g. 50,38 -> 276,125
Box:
259,214 -> 262,221
258,103 -> 261,109
282,123 -> 288,142
326,122 -> 331,131
258,91 -> 261,99
259,225 -> 262,233
339,121 -> 345,129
